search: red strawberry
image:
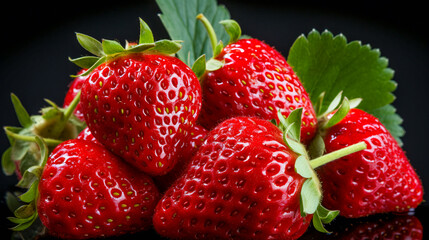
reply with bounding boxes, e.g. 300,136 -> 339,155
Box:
71,19 -> 202,176
63,69 -> 88,121
152,113 -> 358,239
154,124 -> 208,192
180,124 -> 208,161
195,15 -> 317,144
76,126 -> 100,145
316,108 -> 423,218
37,139 -> 160,239
153,117 -> 311,239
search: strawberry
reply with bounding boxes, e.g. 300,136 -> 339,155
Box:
154,124 -> 208,192
63,69 -> 88,121
70,18 -> 202,176
194,15 -> 317,144
37,138 -> 160,239
316,108 -> 423,218
152,111 -> 365,239
76,126 -> 100,145
179,124 -> 208,161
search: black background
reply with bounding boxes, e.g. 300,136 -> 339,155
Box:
1,0 -> 428,239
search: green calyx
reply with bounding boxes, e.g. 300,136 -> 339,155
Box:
2,92 -> 85,235
69,18 -> 182,77
3,92 -> 84,174
274,108 -> 366,233
315,91 -> 362,130
192,13 -> 242,79
6,136 -> 48,236
308,91 -> 363,159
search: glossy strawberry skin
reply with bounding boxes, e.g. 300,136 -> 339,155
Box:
80,53 -> 202,176
63,69 -> 88,121
153,117 -> 311,239
37,139 -> 160,239
317,109 -> 423,218
198,38 -> 317,144
154,124 -> 208,192
77,127 -> 101,145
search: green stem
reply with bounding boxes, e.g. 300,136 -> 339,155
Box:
310,141 -> 367,169
196,13 -> 218,55
4,128 -> 63,146
63,90 -> 81,121
49,90 -> 81,138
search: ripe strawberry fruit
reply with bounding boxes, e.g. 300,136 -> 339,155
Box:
71,18 -> 202,176
153,117 -> 311,239
316,108 -> 423,218
76,126 -> 100,145
37,139 -> 160,239
63,69 -> 88,121
154,124 -> 208,192
195,15 -> 317,144
152,111 -> 364,239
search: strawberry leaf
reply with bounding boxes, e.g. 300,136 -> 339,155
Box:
288,29 -> 396,112
156,0 -> 231,66
288,30 -> 402,141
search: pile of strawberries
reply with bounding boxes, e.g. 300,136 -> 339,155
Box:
2,7 -> 423,240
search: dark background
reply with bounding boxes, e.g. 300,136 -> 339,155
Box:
1,0 -> 428,239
